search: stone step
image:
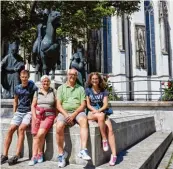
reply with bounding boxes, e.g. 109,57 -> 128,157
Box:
96,131 -> 173,169
157,140 -> 173,169
1,115 -> 156,167
1,131 -> 172,169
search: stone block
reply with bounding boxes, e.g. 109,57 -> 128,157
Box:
1,113 -> 156,167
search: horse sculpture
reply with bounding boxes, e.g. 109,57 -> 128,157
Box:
32,9 -> 48,80
32,10 -> 61,80
40,10 -> 61,80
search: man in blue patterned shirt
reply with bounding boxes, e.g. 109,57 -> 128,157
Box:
1,70 -> 38,165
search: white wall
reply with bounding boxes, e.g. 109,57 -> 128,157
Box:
109,0 -> 172,100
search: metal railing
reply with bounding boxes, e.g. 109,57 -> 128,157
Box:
108,79 -> 173,101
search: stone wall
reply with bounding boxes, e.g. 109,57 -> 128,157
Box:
110,101 -> 173,131
1,100 -> 172,166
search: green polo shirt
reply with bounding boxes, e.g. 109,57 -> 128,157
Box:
56,83 -> 86,112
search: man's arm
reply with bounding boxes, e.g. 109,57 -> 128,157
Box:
56,99 -> 69,118
73,87 -> 86,116
67,87 -> 86,123
13,95 -> 18,113
72,100 -> 86,117
66,100 -> 86,124
56,85 -> 69,118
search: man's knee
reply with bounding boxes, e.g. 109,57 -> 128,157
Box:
78,117 -> 88,127
56,122 -> 65,134
18,125 -> 27,134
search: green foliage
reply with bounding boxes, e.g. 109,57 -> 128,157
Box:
1,1 -> 33,41
103,75 -> 121,101
1,1 -> 140,59
162,80 -> 173,101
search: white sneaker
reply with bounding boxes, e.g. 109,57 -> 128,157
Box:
57,151 -> 68,168
109,154 -> 117,166
78,149 -> 91,160
28,156 -> 37,166
102,140 -> 109,151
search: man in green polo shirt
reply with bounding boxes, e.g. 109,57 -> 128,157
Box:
56,68 -> 91,168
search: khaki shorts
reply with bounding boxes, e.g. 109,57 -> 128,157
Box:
57,112 -> 86,125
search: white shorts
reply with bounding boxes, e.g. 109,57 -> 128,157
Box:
10,111 -> 32,126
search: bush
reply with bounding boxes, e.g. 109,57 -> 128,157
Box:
103,75 -> 121,101
161,80 -> 173,101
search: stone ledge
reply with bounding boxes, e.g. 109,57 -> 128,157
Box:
1,115 -> 156,167
1,132 -> 172,169
2,100 -> 173,107
109,101 -> 173,107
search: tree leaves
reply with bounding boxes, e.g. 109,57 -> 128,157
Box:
2,1 -> 140,58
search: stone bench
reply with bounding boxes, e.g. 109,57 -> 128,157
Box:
1,113 -> 156,167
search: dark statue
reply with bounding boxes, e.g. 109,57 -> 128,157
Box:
32,9 -> 48,80
1,41 -> 25,99
69,43 -> 86,86
32,9 -> 61,80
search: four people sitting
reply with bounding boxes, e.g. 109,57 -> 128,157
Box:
1,69 -> 117,167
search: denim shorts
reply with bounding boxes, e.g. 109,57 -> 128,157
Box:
10,111 -> 32,126
57,112 -> 86,125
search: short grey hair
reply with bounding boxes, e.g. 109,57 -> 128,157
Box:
67,68 -> 78,75
40,75 -> 51,82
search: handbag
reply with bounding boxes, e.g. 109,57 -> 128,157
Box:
103,108 -> 113,115
88,88 -> 113,116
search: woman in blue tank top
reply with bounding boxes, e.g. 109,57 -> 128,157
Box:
85,72 -> 117,166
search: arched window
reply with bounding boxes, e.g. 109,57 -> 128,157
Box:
144,1 -> 156,75
135,25 -> 147,69
159,0 -> 169,53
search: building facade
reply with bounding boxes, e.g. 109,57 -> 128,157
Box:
51,0 -> 173,101
3,0 -> 172,101
81,0 -> 173,101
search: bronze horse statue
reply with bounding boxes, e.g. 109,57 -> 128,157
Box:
32,10 -> 61,80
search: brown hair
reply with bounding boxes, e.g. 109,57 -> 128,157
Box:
86,72 -> 106,91
20,70 -> 30,77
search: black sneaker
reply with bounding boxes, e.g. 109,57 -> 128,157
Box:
1,155 -> 8,164
8,155 -> 19,166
